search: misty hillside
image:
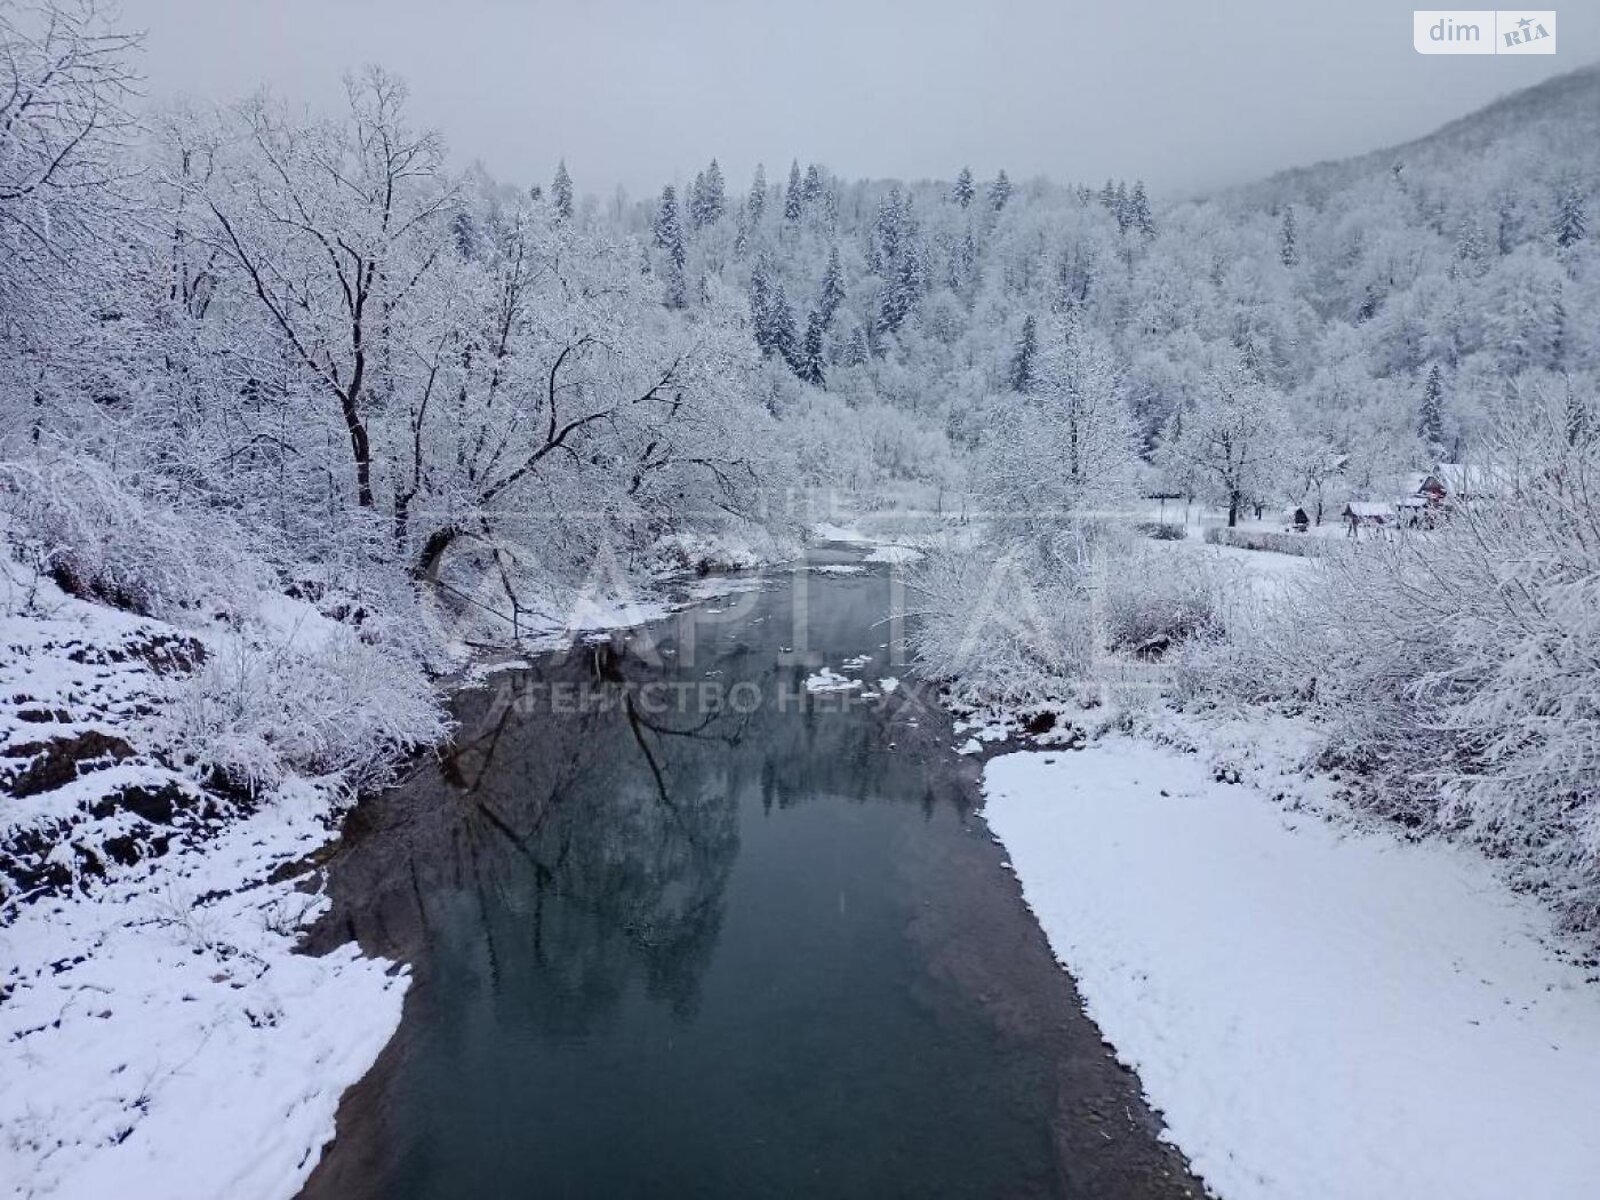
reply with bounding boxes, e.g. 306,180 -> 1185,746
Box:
612,59 -> 1596,505
1243,61 -> 1600,204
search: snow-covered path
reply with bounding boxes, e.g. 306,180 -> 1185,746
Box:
984,740 -> 1600,1200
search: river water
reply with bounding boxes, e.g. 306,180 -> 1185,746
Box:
300,548 -> 1199,1199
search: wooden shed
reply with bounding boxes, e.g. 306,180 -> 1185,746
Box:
1342,500 -> 1395,537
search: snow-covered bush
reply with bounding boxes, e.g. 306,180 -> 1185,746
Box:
646,529 -> 773,576
172,626 -> 446,793
910,522 -> 1230,705
908,533 -> 1097,707
0,456 -> 261,618
1202,526 -> 1324,556
1136,521 -> 1186,541
1098,540 -> 1230,656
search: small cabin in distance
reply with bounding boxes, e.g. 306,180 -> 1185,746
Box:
1343,500 -> 1395,537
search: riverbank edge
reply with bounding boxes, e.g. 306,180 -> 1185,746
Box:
0,559 -> 782,1200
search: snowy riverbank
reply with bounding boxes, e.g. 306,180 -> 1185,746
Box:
1,782 -> 410,1200
0,541 -> 778,1199
983,739 -> 1600,1200
0,555 -> 437,1199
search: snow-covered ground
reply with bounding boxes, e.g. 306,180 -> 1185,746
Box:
0,557 -> 424,1200
1,782 -> 408,1200
984,740 -> 1600,1200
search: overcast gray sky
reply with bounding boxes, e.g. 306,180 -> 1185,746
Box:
126,0 -> 1593,200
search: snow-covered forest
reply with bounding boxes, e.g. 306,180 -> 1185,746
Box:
4,1 -> 1600,1193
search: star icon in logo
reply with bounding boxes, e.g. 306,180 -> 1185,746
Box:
1517,16 -> 1533,29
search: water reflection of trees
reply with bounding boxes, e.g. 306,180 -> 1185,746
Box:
309,638 -> 756,1029
310,597 -> 974,1035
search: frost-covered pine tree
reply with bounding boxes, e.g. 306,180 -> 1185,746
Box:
801,311 -> 826,386
878,272 -> 908,332
701,158 -> 726,226
1279,207 -> 1298,267
953,166 -> 975,209
1555,180 -> 1587,248
886,249 -> 921,327
452,209 -> 481,260
1419,362 -> 1445,448
662,261 -> 687,309
1129,180 -> 1155,239
654,184 -> 686,268
843,324 -> 870,367
769,281 -> 799,366
802,162 -> 823,206
1497,190 -> 1520,254
748,255 -> 774,352
689,169 -> 707,224
552,159 -> 574,222
1113,181 -> 1130,233
874,188 -> 903,269
989,169 -> 1012,212
1009,315 -> 1038,393
747,163 -> 767,224
784,159 -> 803,222
818,245 -> 846,328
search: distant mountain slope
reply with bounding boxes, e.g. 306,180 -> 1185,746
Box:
1235,62 -> 1600,207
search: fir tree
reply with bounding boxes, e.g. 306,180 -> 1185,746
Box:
662,262 -> 686,310
1130,180 -> 1155,239
1497,192 -> 1518,255
874,188 -> 903,269
879,249 -> 921,330
1279,207 -> 1299,267
688,170 -> 708,229
653,184 -> 685,269
748,256 -> 773,353
769,281 -> 799,365
844,324 -> 870,367
1009,314 -> 1038,393
552,159 -> 574,222
451,210 -> 480,261
818,245 -> 846,327
802,163 -> 823,206
1098,179 -> 1117,211
784,159 -> 803,222
878,272 -> 908,332
1555,180 -> 1587,248
989,169 -> 1012,212
1419,363 -> 1445,448
800,311 -> 826,386
953,166 -> 975,209
1113,181 -> 1130,233
748,163 -> 767,224
701,158 -> 726,225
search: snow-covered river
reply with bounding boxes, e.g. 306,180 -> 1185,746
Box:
298,551 -> 1198,1199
